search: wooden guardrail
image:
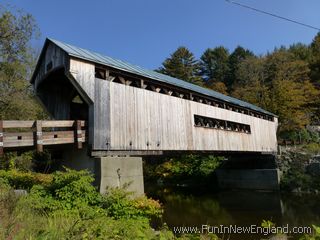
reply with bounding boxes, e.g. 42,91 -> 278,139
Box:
0,120 -> 86,156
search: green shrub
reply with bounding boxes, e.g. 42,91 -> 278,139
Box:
0,151 -> 33,171
303,143 -> 320,154
154,154 -> 224,182
0,168 -> 171,239
280,161 -> 312,191
0,169 -> 52,190
49,168 -> 101,209
102,187 -> 163,220
25,168 -> 101,212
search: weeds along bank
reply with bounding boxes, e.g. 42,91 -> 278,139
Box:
1,169 -> 320,240
0,146 -> 320,239
0,168 -> 221,240
0,168 -> 165,239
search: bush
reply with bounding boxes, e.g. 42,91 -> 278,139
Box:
153,154 -> 224,182
0,169 -> 52,190
0,169 -> 173,240
102,187 -> 163,220
25,168 -> 101,212
303,143 -> 320,154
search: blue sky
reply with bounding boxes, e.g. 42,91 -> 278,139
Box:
2,0 -> 320,69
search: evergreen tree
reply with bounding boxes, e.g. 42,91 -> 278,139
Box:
199,46 -> 229,85
228,46 -> 254,89
157,47 -> 202,85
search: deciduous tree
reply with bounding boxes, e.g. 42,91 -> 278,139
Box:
0,5 -> 45,119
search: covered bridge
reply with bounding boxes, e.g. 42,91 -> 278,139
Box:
28,38 -> 279,194
31,38 -> 278,155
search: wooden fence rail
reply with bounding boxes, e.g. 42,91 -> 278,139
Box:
0,120 -> 86,156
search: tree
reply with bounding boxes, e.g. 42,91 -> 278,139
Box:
208,81 -> 228,95
0,5 -> 45,120
157,47 -> 202,85
232,57 -> 270,109
310,33 -> 320,85
288,43 -> 312,62
228,46 -> 254,90
232,51 -> 319,132
199,46 -> 229,88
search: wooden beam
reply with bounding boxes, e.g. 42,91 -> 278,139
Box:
3,130 -> 87,148
163,89 -> 173,96
2,120 -> 86,129
35,120 -> 43,152
140,79 -> 147,89
0,120 -> 3,156
119,76 -> 126,84
107,76 -> 115,82
151,85 -> 161,93
42,120 -> 86,128
3,121 -> 34,128
75,120 -> 83,149
119,76 -> 132,86
197,97 -> 203,103
204,99 -> 212,105
91,150 -> 164,157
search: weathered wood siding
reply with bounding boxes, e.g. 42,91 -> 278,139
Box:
33,42 -> 69,90
109,82 -> 278,152
69,58 -> 95,102
93,79 -> 110,150
34,56 -> 278,153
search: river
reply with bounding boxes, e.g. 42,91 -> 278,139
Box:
146,186 -> 320,240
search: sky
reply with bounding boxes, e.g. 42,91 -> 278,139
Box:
2,0 -> 320,70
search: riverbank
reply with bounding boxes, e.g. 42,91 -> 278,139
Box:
145,185 -> 320,240
278,144 -> 320,193
144,144 -> 320,194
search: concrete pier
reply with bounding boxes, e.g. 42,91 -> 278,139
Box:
215,154 -> 280,191
61,146 -> 144,196
95,156 -> 144,196
215,169 -> 280,191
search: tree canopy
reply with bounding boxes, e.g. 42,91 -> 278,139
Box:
0,5 -> 45,120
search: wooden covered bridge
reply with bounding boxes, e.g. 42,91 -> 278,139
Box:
0,39 -> 279,194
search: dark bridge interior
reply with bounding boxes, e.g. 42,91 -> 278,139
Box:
36,68 -> 88,121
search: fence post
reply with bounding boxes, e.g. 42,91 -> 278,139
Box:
0,121 -> 3,156
36,120 -> 43,152
75,120 -> 83,149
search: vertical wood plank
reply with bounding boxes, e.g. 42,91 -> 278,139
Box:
36,120 -> 43,152
93,79 -> 110,150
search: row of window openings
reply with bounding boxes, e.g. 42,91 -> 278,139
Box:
194,115 -> 251,134
95,67 -> 273,122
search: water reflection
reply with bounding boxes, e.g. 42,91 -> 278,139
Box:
146,187 -> 320,240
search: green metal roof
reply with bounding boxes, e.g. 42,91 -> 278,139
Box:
43,38 -> 276,117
